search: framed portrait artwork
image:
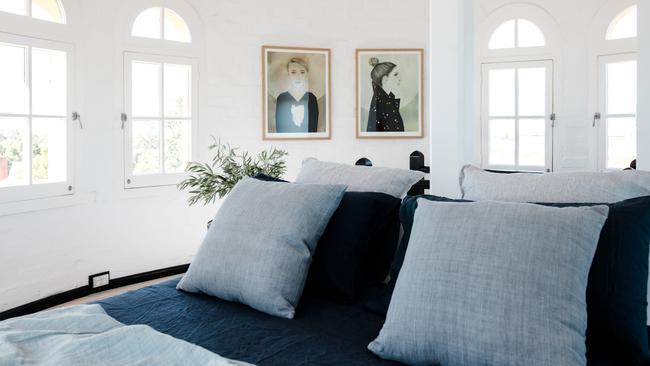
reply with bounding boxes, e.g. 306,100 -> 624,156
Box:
356,49 -> 424,139
262,46 -> 331,140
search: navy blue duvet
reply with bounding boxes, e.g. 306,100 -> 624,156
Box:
98,278 -> 401,365
98,278 -> 636,366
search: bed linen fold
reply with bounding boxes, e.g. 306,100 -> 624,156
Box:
0,304 -> 252,366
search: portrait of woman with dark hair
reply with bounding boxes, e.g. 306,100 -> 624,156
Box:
356,49 -> 424,138
367,57 -> 404,132
275,58 -> 319,133
262,46 -> 331,140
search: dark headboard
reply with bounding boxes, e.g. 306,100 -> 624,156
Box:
407,151 -> 430,196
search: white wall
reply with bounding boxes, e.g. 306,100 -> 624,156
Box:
200,0 -> 429,176
639,1 -> 650,171
427,0 -> 472,197
0,0 -> 430,312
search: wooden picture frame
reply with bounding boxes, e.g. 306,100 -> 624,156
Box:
262,46 -> 331,140
356,48 -> 424,139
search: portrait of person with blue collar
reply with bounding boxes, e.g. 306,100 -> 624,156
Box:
263,46 -> 330,140
275,58 -> 319,133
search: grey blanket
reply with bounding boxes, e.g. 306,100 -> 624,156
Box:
0,304 -> 253,366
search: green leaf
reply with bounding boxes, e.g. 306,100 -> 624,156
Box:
177,137 -> 288,206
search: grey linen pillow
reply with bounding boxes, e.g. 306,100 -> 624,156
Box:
177,178 -> 346,319
368,200 -> 609,366
295,158 -> 425,198
460,164 -> 650,203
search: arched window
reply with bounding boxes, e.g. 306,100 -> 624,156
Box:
131,7 -> 191,43
480,10 -> 555,172
606,5 -> 637,40
488,19 -> 546,50
0,0 -> 66,24
596,4 -> 638,170
122,5 -> 198,189
0,0 -> 74,204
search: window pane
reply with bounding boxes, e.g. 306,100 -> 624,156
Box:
607,60 -> 637,115
517,19 -> 546,47
163,8 -> 191,43
32,47 -> 67,116
132,120 -> 160,175
488,20 -> 515,50
32,0 -> 65,23
518,67 -> 546,116
489,119 -> 515,166
0,117 -> 29,187
489,68 -> 515,116
606,6 -> 637,40
32,117 -> 66,184
0,43 -> 29,114
164,64 -> 191,118
132,61 -> 161,118
132,7 -> 162,39
164,120 -> 189,173
0,0 -> 26,15
518,118 -> 546,166
607,117 -> 636,169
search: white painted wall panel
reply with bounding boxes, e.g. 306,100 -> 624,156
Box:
0,0 -> 430,312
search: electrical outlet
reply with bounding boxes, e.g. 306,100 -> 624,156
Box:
89,272 -> 110,290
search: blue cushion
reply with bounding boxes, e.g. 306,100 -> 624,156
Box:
369,200 -> 608,365
460,164 -> 650,203
253,173 -> 401,303
386,194 -> 650,365
295,159 -> 425,198
177,178 -> 346,319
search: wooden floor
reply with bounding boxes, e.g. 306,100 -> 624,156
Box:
51,274 -> 182,310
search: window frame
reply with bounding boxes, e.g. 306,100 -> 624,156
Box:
131,7 -> 192,43
590,1 -> 638,172
122,51 -> 198,189
606,5 -> 637,41
0,0 -> 67,24
480,59 -> 554,172
487,18 -> 547,51
476,4 -> 559,172
596,52 -> 637,171
480,8 -> 556,61
0,31 -> 74,203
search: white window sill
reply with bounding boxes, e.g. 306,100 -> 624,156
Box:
123,172 -> 187,190
0,192 -> 97,217
119,183 -> 188,200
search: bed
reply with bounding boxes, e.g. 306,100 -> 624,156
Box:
96,278 -> 635,366
4,160 -> 647,365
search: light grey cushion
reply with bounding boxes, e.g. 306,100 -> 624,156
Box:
177,177 -> 346,319
460,164 -> 650,203
368,200 -> 609,366
295,158 -> 425,198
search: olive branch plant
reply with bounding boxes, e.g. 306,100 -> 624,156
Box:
178,138 -> 288,206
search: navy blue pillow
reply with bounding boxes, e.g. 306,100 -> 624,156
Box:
252,173 -> 401,303
363,196 -> 423,314
374,194 -> 650,365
